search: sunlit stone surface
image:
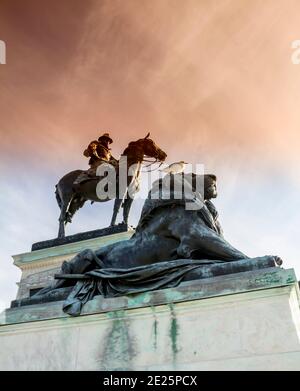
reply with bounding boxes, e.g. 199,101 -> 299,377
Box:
1,267 -> 300,371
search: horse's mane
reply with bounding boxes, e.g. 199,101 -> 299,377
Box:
122,139 -> 144,156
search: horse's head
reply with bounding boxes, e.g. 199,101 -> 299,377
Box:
134,132 -> 167,162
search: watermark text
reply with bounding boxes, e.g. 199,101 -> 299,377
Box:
291,40 -> 300,64
94,159 -> 207,210
0,40 -> 6,64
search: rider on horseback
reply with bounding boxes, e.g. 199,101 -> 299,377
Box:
84,133 -> 118,168
74,132 -> 118,186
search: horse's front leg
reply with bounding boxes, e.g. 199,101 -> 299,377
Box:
122,195 -> 134,225
122,173 -> 140,225
57,194 -> 74,238
58,202 -> 69,238
110,197 -> 123,226
58,220 -> 65,239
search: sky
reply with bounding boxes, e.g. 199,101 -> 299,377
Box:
0,0 -> 300,312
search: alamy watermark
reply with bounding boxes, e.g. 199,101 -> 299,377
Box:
0,40 -> 6,64
93,159 -> 209,211
291,40 -> 300,64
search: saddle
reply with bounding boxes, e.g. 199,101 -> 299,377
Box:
73,159 -> 118,186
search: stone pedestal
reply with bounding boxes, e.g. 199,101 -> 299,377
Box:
1,267 -> 300,371
12,226 -> 134,300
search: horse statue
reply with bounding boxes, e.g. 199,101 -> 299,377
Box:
55,133 -> 167,238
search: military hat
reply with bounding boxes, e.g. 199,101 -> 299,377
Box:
98,133 -> 113,144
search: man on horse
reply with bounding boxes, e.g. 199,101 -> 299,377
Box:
74,132 -> 118,186
56,132 -> 167,238
84,133 -> 118,168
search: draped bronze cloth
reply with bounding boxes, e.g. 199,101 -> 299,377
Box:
62,256 -> 277,316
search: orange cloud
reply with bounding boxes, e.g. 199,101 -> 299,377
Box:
0,0 -> 300,178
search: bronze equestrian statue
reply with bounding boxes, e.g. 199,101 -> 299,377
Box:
55,133 -> 167,238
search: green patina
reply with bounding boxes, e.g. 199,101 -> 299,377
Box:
153,318 -> 158,350
128,292 -> 152,306
106,310 -> 118,319
102,310 -> 136,369
286,274 -> 296,284
164,290 -> 186,303
150,306 -> 158,350
168,304 -> 179,359
253,272 -> 283,286
252,270 -> 295,286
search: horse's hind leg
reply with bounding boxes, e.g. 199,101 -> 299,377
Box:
57,194 -> 73,239
122,196 -> 134,225
58,202 -> 67,238
110,197 -> 123,226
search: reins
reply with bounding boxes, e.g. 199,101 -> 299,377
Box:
141,159 -> 163,172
